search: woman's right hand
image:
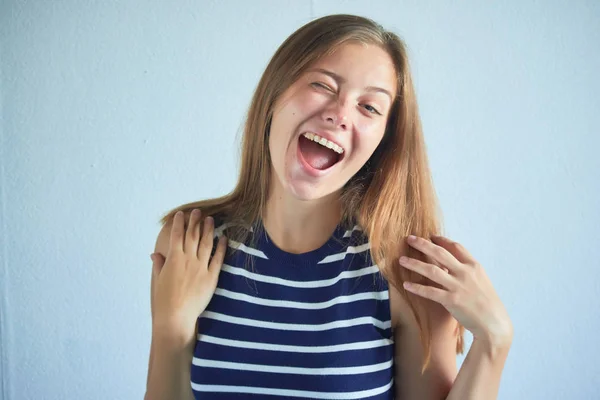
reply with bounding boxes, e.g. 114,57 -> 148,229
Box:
150,209 -> 228,349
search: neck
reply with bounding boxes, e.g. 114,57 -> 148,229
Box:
262,179 -> 342,255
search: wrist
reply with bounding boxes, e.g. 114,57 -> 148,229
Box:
477,320 -> 514,349
151,324 -> 196,354
474,332 -> 513,360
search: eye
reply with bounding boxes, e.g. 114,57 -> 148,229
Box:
311,82 -> 334,92
362,104 -> 381,115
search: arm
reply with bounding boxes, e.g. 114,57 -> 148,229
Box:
445,335 -> 512,400
395,234 -> 514,399
144,220 -> 195,400
391,284 -> 513,400
145,333 -> 195,400
391,286 -> 458,400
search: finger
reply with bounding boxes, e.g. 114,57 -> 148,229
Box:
209,235 -> 228,279
423,254 -> 450,274
403,281 -> 448,304
185,209 -> 202,255
150,253 -> 157,314
197,216 -> 214,263
169,211 -> 185,253
150,253 -> 165,277
399,256 -> 456,289
431,235 -> 475,264
406,235 -> 461,273
150,252 -> 165,316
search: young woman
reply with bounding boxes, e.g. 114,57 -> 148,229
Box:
145,14 -> 514,400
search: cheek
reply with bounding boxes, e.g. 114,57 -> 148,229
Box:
268,127 -> 285,163
354,122 -> 386,156
272,93 -> 324,144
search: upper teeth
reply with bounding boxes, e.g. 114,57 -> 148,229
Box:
302,132 -> 344,154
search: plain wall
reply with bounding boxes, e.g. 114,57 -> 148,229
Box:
1,1 -> 599,399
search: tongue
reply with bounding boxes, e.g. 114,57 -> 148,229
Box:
298,135 -> 339,170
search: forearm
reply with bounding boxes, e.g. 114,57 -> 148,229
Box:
145,335 -> 194,400
446,336 -> 512,400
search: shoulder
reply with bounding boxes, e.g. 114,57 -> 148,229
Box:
154,210 -> 228,257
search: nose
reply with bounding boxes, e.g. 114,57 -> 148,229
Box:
321,99 -> 349,130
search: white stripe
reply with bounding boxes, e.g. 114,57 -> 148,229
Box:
213,222 -> 266,258
197,334 -> 393,353
213,222 -> 236,237
201,311 -> 392,331
213,221 -> 254,237
192,357 -> 393,376
318,242 -> 370,264
221,264 -> 379,288
215,288 -> 389,310
227,240 -> 269,259
191,378 -> 393,399
342,225 -> 363,238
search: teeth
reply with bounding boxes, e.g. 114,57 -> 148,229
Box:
302,132 -> 344,154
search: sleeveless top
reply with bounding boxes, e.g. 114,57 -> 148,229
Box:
191,219 -> 395,399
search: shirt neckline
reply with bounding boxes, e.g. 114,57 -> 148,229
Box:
256,221 -> 348,267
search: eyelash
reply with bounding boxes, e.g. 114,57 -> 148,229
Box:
362,104 -> 381,115
310,82 -> 382,116
311,82 -> 334,93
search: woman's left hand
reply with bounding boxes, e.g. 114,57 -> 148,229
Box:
399,235 -> 514,347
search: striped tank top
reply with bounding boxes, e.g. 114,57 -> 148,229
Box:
191,219 -> 395,399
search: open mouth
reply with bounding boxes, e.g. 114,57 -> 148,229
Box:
297,133 -> 344,171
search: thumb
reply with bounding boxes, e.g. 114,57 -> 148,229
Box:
150,252 -> 166,276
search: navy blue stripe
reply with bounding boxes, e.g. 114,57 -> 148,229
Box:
205,295 -> 387,325
194,341 -> 394,368
217,267 -> 381,301
191,367 -> 393,394
197,318 -> 390,347
191,390 -> 394,400
227,250 -> 372,281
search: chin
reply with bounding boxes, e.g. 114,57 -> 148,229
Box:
285,181 -> 326,201
284,174 -> 343,202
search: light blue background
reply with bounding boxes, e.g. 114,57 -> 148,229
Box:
1,1 -> 598,399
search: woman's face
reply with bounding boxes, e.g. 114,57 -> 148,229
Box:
269,41 -> 397,201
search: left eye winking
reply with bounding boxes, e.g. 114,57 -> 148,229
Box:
311,82 -> 333,91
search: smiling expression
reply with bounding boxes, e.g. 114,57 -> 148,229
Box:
268,41 -> 398,201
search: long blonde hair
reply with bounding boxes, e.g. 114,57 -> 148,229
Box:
159,14 -> 465,373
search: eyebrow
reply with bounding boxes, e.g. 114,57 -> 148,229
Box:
307,68 -> 395,101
